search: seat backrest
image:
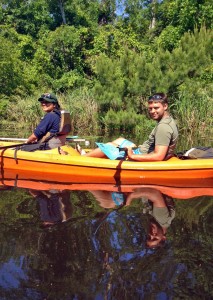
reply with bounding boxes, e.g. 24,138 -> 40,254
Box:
58,110 -> 71,135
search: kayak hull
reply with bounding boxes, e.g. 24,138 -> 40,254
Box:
0,143 -> 213,187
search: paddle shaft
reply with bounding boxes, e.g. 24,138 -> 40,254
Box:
0,137 -> 86,142
0,138 -> 27,142
0,142 -> 29,150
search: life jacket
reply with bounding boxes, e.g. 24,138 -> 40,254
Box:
57,110 -> 72,136
40,110 -> 71,148
20,110 -> 71,152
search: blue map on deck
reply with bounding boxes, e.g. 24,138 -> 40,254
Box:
95,143 -> 126,160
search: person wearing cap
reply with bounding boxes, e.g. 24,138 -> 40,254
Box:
80,93 -> 178,161
24,93 -> 67,151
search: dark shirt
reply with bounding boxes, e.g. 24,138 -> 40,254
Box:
37,193 -> 63,223
34,110 -> 61,140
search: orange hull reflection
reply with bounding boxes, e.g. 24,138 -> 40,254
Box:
1,169 -> 213,199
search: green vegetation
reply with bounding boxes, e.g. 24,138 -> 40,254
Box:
0,0 -> 212,142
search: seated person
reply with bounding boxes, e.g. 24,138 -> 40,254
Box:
23,93 -> 71,151
80,93 -> 178,161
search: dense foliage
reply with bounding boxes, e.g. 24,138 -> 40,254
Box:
0,0 -> 212,139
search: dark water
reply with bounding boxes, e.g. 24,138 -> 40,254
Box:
0,184 -> 213,300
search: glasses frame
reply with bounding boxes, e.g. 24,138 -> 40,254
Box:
148,95 -> 163,100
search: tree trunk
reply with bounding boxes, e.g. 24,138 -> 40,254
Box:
58,0 -> 66,24
149,0 -> 156,30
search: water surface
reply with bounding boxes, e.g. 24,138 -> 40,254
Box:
0,183 -> 212,299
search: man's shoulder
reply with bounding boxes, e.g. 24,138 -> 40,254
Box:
158,116 -> 178,132
159,116 -> 175,125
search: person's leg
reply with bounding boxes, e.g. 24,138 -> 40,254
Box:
84,137 -> 136,158
111,137 -> 126,146
85,137 -> 136,158
85,147 -> 107,157
116,138 -> 136,148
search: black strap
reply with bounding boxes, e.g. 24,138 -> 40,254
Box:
14,147 -> 20,163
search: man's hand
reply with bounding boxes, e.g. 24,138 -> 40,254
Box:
127,145 -> 169,161
26,133 -> 38,144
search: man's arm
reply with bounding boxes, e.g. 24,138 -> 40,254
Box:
125,187 -> 166,207
127,145 -> 168,162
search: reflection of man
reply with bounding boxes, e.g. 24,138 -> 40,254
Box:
89,187 -> 175,249
150,195 -> 175,247
89,190 -> 126,209
29,189 -> 73,227
127,188 -> 175,248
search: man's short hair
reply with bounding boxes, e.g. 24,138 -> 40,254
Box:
148,93 -> 168,104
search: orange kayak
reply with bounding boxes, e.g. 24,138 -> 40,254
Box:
0,142 -> 213,187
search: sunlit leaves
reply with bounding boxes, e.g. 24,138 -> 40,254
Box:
93,26 -> 212,134
0,36 -> 23,96
32,25 -> 88,91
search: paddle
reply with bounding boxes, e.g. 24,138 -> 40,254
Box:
0,138 -> 28,142
0,142 -> 29,150
0,136 -> 87,143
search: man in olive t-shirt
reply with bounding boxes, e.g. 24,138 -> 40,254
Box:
126,93 -> 178,161
82,93 -> 178,161
138,114 -> 178,159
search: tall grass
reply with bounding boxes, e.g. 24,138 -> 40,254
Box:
4,88 -> 98,138
2,88 -> 213,146
5,94 -> 43,137
172,90 -> 213,148
60,88 -> 98,136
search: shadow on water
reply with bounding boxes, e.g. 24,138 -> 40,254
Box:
0,181 -> 213,299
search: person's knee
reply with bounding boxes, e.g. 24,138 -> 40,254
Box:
111,137 -> 125,146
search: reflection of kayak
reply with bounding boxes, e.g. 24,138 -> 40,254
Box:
1,169 -> 213,199
0,142 -> 213,186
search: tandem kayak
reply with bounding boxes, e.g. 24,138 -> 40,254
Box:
0,142 -> 213,187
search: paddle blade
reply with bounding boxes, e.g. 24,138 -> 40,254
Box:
96,143 -> 126,160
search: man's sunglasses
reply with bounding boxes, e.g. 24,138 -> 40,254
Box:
149,95 -> 163,100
